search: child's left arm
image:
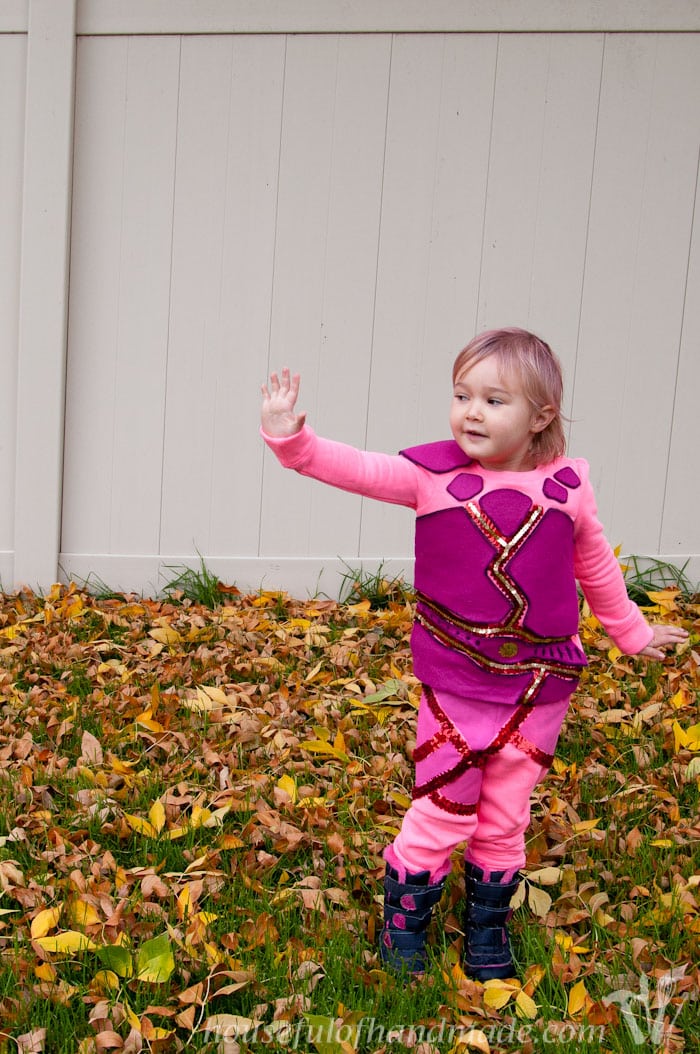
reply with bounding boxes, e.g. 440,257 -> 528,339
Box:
573,465 -> 688,659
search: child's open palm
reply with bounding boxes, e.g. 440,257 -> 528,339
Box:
261,368 -> 306,437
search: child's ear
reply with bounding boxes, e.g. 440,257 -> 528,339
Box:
531,405 -> 556,435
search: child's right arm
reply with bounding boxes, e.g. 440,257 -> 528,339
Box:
260,369 -> 421,508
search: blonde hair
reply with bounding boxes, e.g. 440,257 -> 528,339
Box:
452,327 -> 566,465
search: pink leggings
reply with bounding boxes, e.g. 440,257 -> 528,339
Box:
392,742 -> 549,879
390,688 -> 570,880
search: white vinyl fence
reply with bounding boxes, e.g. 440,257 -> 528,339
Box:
2,1 -> 700,596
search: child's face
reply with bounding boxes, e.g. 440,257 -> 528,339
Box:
450,355 -> 552,472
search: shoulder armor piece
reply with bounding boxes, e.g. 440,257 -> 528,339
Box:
399,440 -> 473,473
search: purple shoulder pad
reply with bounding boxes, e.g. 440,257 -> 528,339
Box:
399,440 -> 473,473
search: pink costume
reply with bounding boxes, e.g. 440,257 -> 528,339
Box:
263,426 -> 651,876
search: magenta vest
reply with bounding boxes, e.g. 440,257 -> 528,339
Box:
399,441 -> 587,706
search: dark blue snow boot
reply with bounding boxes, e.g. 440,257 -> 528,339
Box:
463,861 -> 520,980
379,861 -> 446,975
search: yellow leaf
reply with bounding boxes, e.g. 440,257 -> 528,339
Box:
31,906 -> 63,939
555,932 -> 592,955
454,1028 -> 491,1053
645,589 -> 679,612
277,775 -> 298,804
177,885 -> 193,921
607,646 -> 622,662
164,825 -> 188,841
148,625 -> 181,646
110,757 -> 137,775
673,721 -> 689,752
124,813 -> 159,838
198,685 -> 230,706
568,979 -> 588,1015
196,911 -> 218,926
527,884 -> 552,918
91,969 -> 121,992
482,980 -> 518,1009
190,805 -> 213,828
515,990 -> 538,1020
125,1003 -> 142,1030
572,818 -> 601,834
34,931 -> 98,954
67,899 -> 101,928
143,1027 -> 174,1040
686,723 -> 700,749
148,801 -> 166,834
301,739 -> 349,762
304,660 -> 325,683
134,709 -> 166,733
526,866 -> 562,886
650,838 -> 674,848
219,833 -> 245,850
35,962 -> 57,982
670,689 -> 690,710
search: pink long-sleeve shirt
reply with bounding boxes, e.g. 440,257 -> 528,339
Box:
263,426 -> 652,705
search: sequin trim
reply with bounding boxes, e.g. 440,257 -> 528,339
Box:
509,729 -> 553,768
427,790 -> 478,816
465,499 -> 542,630
415,611 -> 581,684
415,589 -> 570,644
412,687 -> 556,811
413,686 -> 534,798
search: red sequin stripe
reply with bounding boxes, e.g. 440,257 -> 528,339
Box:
509,729 -> 553,768
415,589 -> 569,644
412,687 -> 534,799
465,500 -> 542,631
412,684 -> 470,763
415,611 -> 581,681
425,789 -> 478,815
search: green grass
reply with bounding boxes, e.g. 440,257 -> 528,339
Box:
160,553 -> 234,608
621,554 -> 696,604
338,561 -> 414,609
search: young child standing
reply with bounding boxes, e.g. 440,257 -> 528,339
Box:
260,328 -> 687,980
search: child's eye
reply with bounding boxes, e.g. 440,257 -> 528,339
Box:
488,398 -> 502,406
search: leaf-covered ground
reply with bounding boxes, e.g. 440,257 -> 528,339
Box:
0,582 -> 698,1053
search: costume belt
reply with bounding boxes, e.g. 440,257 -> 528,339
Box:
415,591 -> 586,681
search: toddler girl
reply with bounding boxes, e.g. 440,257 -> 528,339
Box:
260,328 -> 687,979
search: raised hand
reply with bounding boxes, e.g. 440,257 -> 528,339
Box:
639,622 -> 689,660
261,368 -> 306,437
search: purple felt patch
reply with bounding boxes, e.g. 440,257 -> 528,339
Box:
479,489 -> 533,537
543,478 -> 568,504
553,466 -> 581,489
400,440 -> 472,473
447,472 -> 484,502
507,508 -> 580,637
414,507 -> 511,623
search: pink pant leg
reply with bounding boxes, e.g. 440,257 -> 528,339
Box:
465,741 -> 549,875
391,795 -> 479,879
